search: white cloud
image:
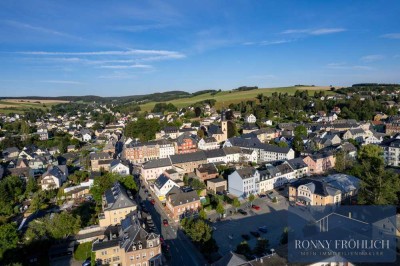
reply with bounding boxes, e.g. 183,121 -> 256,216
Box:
98,64 -> 152,69
17,49 -> 185,57
360,54 -> 385,63
4,20 -> 80,39
40,80 -> 82,84
110,24 -> 168,32
381,33 -> 400,39
243,39 -> 293,46
98,71 -> 137,80
281,28 -> 346,35
326,62 -> 373,70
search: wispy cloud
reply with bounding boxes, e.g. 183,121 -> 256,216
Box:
381,33 -> 400,39
109,24 -> 169,32
282,28 -> 346,35
326,62 -> 373,70
243,39 -> 293,46
360,54 -> 385,63
40,80 -> 83,85
98,71 -> 137,80
16,49 -> 185,57
3,20 -> 80,39
98,64 -> 152,69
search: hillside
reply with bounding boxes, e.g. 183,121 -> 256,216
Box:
139,86 -> 335,112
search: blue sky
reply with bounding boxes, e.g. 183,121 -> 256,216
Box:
0,0 -> 399,96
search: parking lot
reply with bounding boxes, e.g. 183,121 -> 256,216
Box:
212,190 -> 290,256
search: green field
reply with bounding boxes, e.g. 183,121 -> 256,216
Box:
0,99 -> 66,114
139,86 -> 335,112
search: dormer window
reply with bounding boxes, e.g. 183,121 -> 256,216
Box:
139,245 -> 142,249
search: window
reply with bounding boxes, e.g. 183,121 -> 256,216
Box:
142,252 -> 147,258
113,256 -> 120,262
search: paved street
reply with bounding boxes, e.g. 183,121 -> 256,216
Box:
138,180 -> 206,266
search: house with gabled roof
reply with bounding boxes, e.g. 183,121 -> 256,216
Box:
93,213 -> 162,266
99,182 -> 137,227
41,165 -> 68,190
165,186 -> 200,222
153,174 -> 179,201
228,167 -> 259,198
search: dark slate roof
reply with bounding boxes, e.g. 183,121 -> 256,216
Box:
242,123 -> 259,130
204,149 -> 226,158
154,174 -> 170,190
42,165 -> 67,179
176,133 -> 199,145
348,128 -> 365,135
223,146 -> 242,154
208,124 -> 223,135
93,214 -> 159,252
207,177 -> 226,184
203,136 -> 217,143
167,186 -> 200,207
235,167 -> 257,179
287,157 -> 308,169
381,137 -> 400,148
89,152 -> 112,160
142,158 -> 171,169
213,251 -> 248,266
103,182 -> 137,211
289,178 -> 341,197
197,163 -> 218,174
170,151 -> 206,164
179,127 -> 196,133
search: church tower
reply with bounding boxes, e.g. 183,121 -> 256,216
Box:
221,109 -> 228,141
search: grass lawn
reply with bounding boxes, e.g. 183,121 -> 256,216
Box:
139,86 -> 335,112
74,242 -> 92,261
0,99 -> 63,114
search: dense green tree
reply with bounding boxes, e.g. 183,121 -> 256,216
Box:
236,241 -> 251,257
48,212 -> 81,239
227,121 -> 238,138
280,227 -> 289,245
181,218 -> 212,243
232,198 -> 241,212
248,193 -> 255,206
351,145 -> 400,205
199,209 -> 207,220
292,135 -> 304,155
294,125 -> 307,138
277,141 -> 289,148
216,203 -> 225,218
253,238 -> 269,256
25,177 -> 38,196
0,223 -> 19,259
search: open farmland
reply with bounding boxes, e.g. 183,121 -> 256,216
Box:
139,86 -> 336,112
0,99 -> 69,114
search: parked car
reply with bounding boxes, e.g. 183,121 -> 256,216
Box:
163,219 -> 169,226
258,226 -> 268,233
82,259 -> 91,266
216,191 -> 223,196
241,234 -> 250,240
251,205 -> 260,210
250,231 -> 260,237
258,193 -> 266,198
150,199 -> 155,205
144,189 -> 148,193
267,191 -> 275,200
238,209 -> 248,215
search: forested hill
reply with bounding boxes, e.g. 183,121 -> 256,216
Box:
0,90 -> 191,104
